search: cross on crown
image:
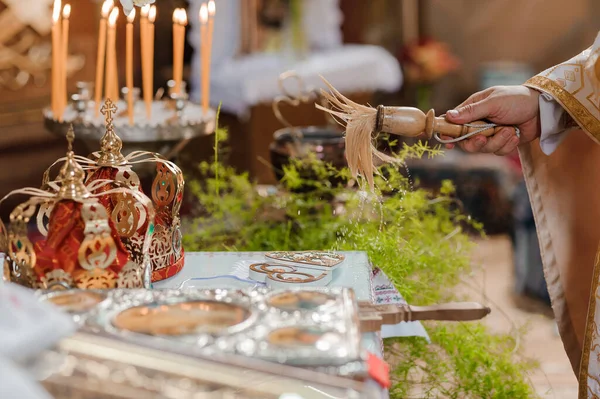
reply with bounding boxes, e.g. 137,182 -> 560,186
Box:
101,99 -> 118,122
66,124 -> 75,152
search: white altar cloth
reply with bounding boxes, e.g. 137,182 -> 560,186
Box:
154,251 -> 428,341
189,45 -> 403,117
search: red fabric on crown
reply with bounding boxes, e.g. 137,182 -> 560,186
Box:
86,167 -> 148,230
33,200 -> 129,283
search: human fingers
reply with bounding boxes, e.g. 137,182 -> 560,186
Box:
478,128 -> 515,153
456,135 -> 487,153
446,99 -> 494,125
456,88 -> 493,109
494,135 -> 520,156
440,135 -> 455,149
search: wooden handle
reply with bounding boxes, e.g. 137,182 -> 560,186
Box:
376,106 -> 513,139
430,118 -> 504,138
358,301 -> 491,333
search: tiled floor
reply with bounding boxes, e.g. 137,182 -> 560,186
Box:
467,236 -> 578,398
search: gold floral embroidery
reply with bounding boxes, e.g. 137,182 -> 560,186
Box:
578,246 -> 600,398
525,76 -> 600,142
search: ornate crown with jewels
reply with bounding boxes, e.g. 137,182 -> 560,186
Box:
1,126 -> 154,290
43,99 -> 185,282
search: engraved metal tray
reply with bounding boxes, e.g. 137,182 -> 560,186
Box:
31,331 -> 375,398
38,288 -> 364,370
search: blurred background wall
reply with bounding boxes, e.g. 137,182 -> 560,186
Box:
345,0 -> 600,110
424,0 -> 600,110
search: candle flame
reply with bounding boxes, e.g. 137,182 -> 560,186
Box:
148,5 -> 157,23
127,7 -> 136,23
173,8 -> 187,25
62,4 -> 71,19
180,9 -> 188,26
141,4 -> 150,17
208,0 -> 216,17
53,0 -> 62,23
109,7 -> 119,26
101,0 -> 113,18
199,4 -> 208,24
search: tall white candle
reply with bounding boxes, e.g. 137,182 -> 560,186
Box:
94,0 -> 114,116
59,4 -> 71,121
105,8 -> 119,101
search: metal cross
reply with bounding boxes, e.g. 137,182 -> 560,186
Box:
100,99 -> 118,121
66,124 -> 75,151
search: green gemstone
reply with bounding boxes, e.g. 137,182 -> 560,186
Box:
149,223 -> 155,235
16,240 -> 22,250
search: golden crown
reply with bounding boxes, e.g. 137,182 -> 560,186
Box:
41,99 -> 185,282
2,126 -> 154,290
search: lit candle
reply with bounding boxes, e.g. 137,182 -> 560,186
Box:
145,5 -> 156,118
140,4 -> 150,117
51,0 -> 62,118
111,37 -> 119,106
207,1 -> 215,111
173,8 -> 187,94
126,8 -> 135,125
199,4 -> 208,115
94,0 -> 113,116
59,3 -> 71,121
172,9 -> 179,94
110,6 -> 119,106
105,8 -> 118,101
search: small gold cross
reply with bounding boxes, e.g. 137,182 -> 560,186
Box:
100,99 -> 118,121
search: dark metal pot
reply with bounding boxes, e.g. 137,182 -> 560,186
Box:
269,126 -> 345,191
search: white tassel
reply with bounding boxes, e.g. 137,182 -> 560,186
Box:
316,77 -> 400,189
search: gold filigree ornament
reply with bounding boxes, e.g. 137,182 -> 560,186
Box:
35,201 -> 54,237
39,269 -> 73,291
4,201 -> 38,287
0,125 -> 154,290
42,99 -> 185,282
116,261 -> 144,288
149,224 -> 173,270
78,202 -> 117,270
73,268 -> 117,290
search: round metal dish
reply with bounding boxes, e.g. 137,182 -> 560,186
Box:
255,326 -> 349,366
268,326 -> 342,349
112,300 -> 253,337
41,290 -> 107,314
266,291 -> 337,312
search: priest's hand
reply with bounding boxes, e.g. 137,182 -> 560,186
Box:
443,85 -> 541,155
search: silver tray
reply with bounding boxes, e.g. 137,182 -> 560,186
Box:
38,288 -> 363,370
31,331 -> 375,399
